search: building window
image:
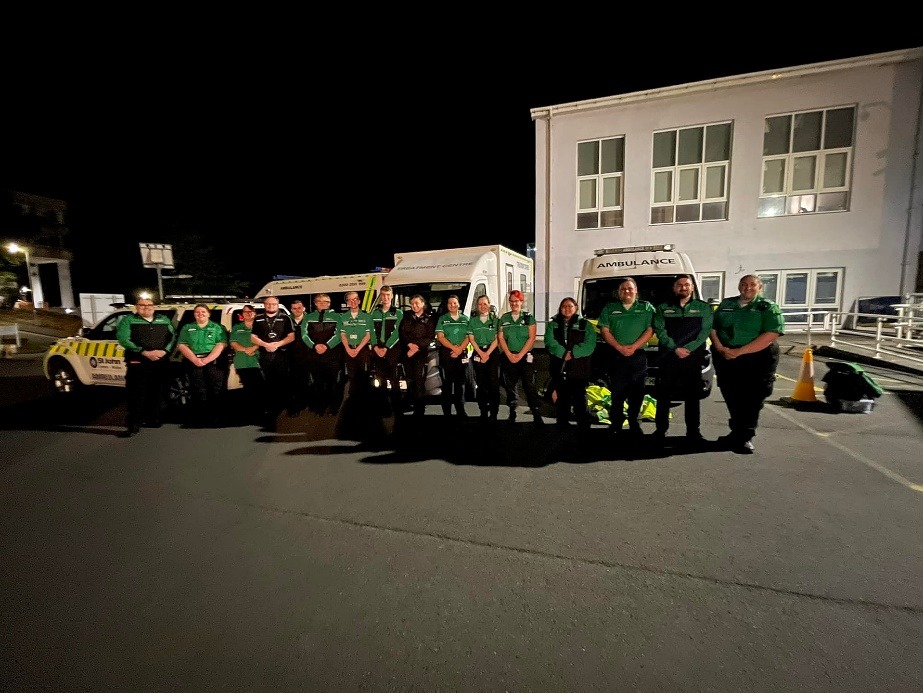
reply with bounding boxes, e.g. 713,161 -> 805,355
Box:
651,122 -> 732,225
576,136 -> 624,229
756,268 -> 843,327
697,272 -> 725,303
758,106 -> 854,217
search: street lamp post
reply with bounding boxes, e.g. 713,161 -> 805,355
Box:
6,243 -> 34,309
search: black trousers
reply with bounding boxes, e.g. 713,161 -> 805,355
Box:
235,367 -> 265,424
258,350 -> 290,423
186,359 -> 226,425
125,358 -> 169,428
500,353 -> 541,413
607,350 -> 647,430
343,347 -> 371,401
370,347 -> 402,416
439,348 -> 467,415
403,349 -> 430,416
307,348 -> 342,414
553,374 -> 592,426
712,343 -> 779,442
654,352 -> 703,435
472,355 -> 500,416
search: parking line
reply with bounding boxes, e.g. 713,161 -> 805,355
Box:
768,405 -> 923,495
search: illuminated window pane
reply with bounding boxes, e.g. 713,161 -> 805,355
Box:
602,175 -> 621,207
705,165 -> 725,198
678,168 -> 699,201
823,152 -> 847,188
784,273 -> 808,305
758,197 -> 785,218
758,275 -> 778,302
792,155 -> 816,191
787,194 -> 816,214
578,179 -> 597,210
763,159 -> 785,194
815,272 -> 839,304
653,170 -> 673,203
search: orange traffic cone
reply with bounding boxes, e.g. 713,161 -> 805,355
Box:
789,347 -> 818,402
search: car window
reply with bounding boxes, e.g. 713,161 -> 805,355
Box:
90,311 -> 131,339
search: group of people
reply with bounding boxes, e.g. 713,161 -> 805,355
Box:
550,273 -> 784,454
118,276 -> 785,454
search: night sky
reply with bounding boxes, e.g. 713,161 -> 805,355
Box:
4,36 -> 918,300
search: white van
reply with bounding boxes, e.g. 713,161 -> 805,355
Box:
255,273 -> 387,313
384,245 -> 534,317
577,243 -> 713,398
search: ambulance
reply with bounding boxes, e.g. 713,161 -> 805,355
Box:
42,300 -> 277,412
577,244 -> 713,398
254,272 -> 386,313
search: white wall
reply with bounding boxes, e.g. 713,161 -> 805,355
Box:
534,53 -> 923,325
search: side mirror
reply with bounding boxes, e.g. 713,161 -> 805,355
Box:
78,326 -> 89,337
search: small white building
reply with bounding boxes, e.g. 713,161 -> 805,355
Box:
531,47 -> 923,329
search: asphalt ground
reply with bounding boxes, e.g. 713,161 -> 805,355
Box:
1,331 -> 922,691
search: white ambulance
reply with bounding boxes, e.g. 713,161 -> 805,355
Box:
577,243 -> 714,398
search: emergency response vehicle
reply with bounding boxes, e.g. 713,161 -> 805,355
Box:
578,244 -> 714,399
42,300 -> 280,411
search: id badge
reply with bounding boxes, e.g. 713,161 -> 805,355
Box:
526,352 -> 534,364
461,357 -> 469,364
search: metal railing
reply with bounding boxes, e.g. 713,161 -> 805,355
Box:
823,310 -> 923,366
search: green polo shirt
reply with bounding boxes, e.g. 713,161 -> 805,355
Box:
467,314 -> 499,348
597,300 -> 655,345
498,311 -> 536,353
230,322 -> 260,369
436,312 -> 470,347
339,310 -> 374,347
712,296 -> 785,347
178,320 -> 227,355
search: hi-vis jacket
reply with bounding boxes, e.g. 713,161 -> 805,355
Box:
303,309 -> 341,349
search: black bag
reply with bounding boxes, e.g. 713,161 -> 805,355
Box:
822,361 -> 883,403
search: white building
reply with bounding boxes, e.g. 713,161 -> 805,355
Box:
531,47 -> 923,329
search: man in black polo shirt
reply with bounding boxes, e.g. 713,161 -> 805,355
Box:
250,296 -> 294,431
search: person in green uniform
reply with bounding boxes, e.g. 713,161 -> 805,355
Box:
710,274 -> 785,454
498,289 -> 543,424
597,277 -> 655,438
176,304 -> 229,428
339,290 -> 374,403
652,274 -> 713,448
435,294 -> 470,417
370,285 -> 404,418
545,296 -> 596,429
116,298 -> 177,436
229,305 -> 265,426
303,293 -> 342,415
467,295 -> 501,423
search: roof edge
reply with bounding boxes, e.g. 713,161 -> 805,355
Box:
530,47 -> 923,120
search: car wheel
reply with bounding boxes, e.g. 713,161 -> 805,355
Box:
50,360 -> 81,395
168,371 -> 192,412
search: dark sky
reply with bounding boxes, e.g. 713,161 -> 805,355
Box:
4,36 -> 918,299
